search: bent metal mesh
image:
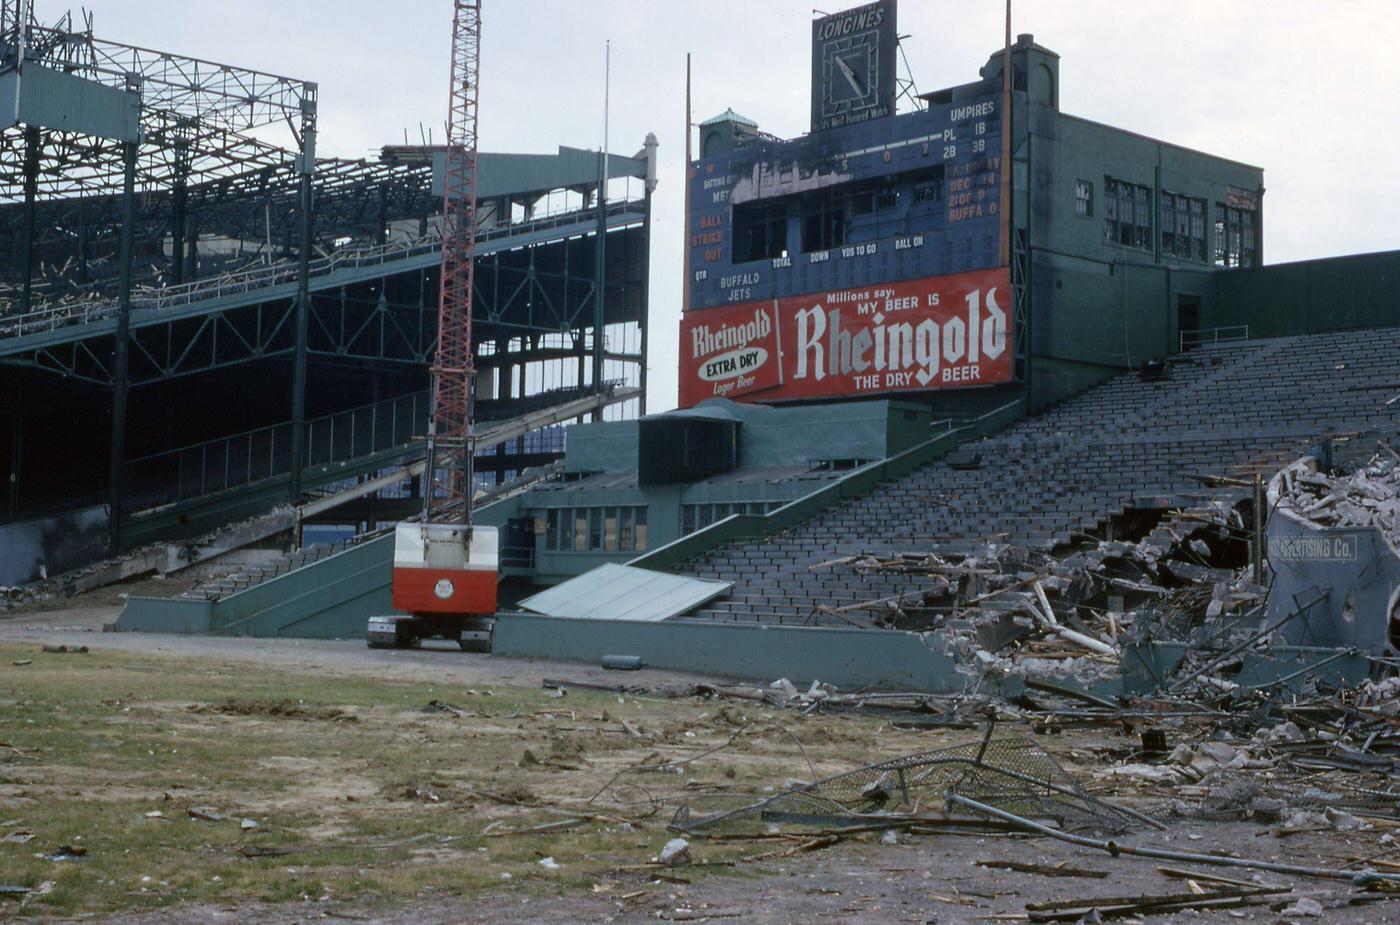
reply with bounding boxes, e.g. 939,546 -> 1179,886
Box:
671,737 -> 1139,834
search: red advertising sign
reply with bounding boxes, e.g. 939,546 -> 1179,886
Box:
679,267 -> 1013,407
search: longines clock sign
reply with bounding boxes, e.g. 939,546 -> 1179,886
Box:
810,0 -> 898,133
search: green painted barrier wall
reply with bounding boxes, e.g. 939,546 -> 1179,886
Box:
120,533 -> 394,638
1205,250 -> 1400,338
115,596 -> 213,635
118,400 -> 1025,638
492,612 -> 987,694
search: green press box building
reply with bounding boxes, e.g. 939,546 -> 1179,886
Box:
983,35 -> 1395,405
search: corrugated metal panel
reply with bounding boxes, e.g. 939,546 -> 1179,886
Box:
518,564 -> 730,622
1,64 -> 140,141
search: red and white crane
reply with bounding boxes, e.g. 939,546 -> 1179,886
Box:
369,0 -> 498,650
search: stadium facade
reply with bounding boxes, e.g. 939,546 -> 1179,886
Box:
36,0 -> 1400,642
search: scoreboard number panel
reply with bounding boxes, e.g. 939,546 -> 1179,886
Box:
686,88 -> 1003,313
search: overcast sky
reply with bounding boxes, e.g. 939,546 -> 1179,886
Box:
69,0 -> 1400,412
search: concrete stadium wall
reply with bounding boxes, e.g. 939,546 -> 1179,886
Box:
492,613 -> 981,693
115,597 -> 214,635
116,401 -> 1026,637
1205,250 -> 1400,338
116,493 -> 522,637
1023,101 -> 1258,409
0,503 -> 108,586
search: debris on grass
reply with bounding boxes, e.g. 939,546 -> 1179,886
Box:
187,698 -> 356,722
657,837 -> 691,866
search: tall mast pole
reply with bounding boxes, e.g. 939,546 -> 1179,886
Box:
682,53 -> 692,315
998,0 -> 1012,266
592,40 -> 611,419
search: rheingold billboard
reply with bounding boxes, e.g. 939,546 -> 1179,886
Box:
679,267 -> 1012,407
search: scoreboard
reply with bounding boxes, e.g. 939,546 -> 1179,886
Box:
688,85 -> 1004,311
681,72 -> 1012,407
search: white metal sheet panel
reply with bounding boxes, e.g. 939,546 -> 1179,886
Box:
518,563 -> 730,622
393,522 -> 498,570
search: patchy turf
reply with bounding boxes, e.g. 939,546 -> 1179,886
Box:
0,641 -> 925,919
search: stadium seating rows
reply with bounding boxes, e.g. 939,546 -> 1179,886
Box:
679,328 -> 1400,625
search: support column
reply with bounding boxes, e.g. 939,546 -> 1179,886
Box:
494,341 -> 510,485
107,140 -> 137,555
592,152 -> 607,422
375,184 -> 387,246
18,125 -> 41,315
288,170 -> 313,503
7,386 -> 21,521
289,93 -> 322,503
185,216 -> 199,281
287,97 -> 317,503
639,132 -> 658,416
576,339 -> 587,423
170,177 -> 187,285
639,185 -> 653,415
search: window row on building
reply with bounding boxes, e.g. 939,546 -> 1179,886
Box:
544,505 -> 649,552
1077,177 -> 1257,268
681,500 -> 787,536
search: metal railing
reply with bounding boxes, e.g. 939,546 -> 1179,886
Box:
0,200 -> 647,340
122,381 -> 623,512
125,391 -> 429,510
1179,325 -> 1250,352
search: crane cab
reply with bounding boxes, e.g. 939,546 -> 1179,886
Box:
391,521 -> 498,615
368,522 -> 499,649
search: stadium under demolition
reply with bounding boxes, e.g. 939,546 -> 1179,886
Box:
5,0 -> 1400,921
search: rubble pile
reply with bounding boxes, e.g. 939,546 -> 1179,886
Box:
812,492 -> 1263,689
1275,448 -> 1400,536
652,661 -> 1400,917
0,505 -> 295,614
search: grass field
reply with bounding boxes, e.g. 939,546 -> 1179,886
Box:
0,641 -> 925,919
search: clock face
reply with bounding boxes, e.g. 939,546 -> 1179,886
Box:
822,32 -> 879,115
809,0 -> 896,133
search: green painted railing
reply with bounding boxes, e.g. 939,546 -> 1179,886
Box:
629,399 -> 1025,573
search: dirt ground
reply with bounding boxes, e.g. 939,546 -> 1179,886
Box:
3,602 -> 1399,924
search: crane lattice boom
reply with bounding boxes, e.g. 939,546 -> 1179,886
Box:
427,0 -> 482,525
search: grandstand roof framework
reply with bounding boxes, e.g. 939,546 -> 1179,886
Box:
0,2 -> 658,565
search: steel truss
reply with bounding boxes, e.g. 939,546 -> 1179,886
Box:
3,221 -> 646,387
0,3 -> 324,310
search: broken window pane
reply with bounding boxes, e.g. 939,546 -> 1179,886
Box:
1103,176 -> 1153,251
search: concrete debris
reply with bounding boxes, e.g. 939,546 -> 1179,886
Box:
1276,449 -> 1400,535
812,488 -> 1267,692
0,505 -> 296,613
657,837 -> 691,866
1280,897 -> 1324,917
